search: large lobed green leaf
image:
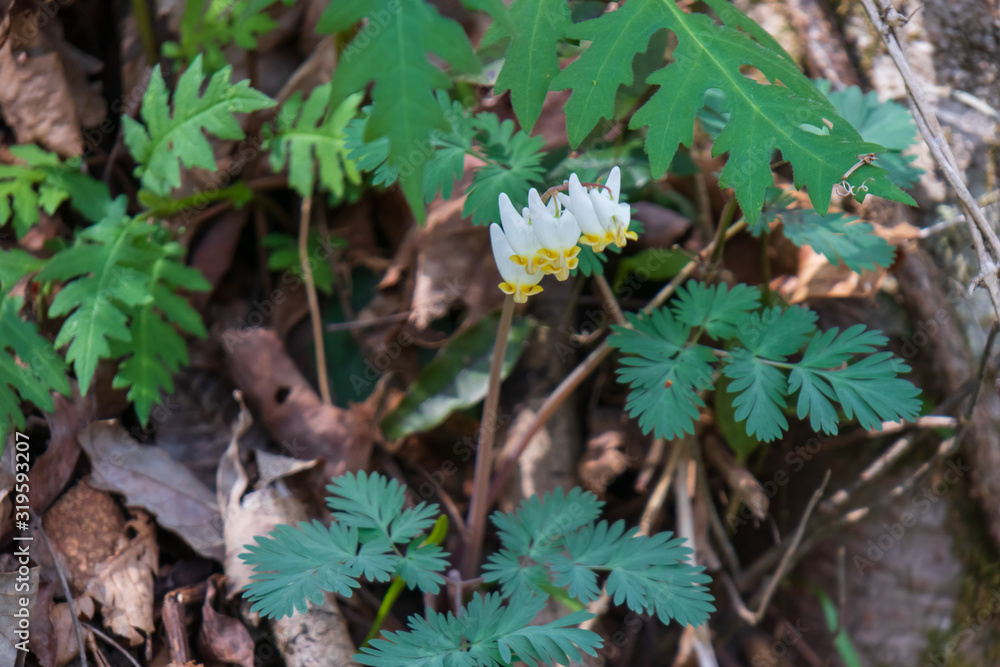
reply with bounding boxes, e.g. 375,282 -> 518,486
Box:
318,0 -> 481,220
494,0 -> 915,224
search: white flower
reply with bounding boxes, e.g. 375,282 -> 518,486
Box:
490,223 -> 543,303
526,188 -> 581,281
498,192 -> 545,275
589,166 -> 636,248
558,173 -> 613,252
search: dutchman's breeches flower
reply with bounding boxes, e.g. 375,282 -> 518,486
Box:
498,192 -> 545,275
490,223 -> 543,303
489,166 -> 634,302
526,188 -> 581,281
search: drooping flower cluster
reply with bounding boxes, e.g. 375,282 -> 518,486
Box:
490,166 -> 637,303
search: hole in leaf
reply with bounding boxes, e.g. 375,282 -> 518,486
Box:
275,386 -> 290,404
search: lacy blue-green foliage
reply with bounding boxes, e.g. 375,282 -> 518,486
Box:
345,93 -> 546,225
357,592 -> 600,667
817,81 -> 923,189
163,0 -> 295,72
241,473 -> 714,666
268,87 -> 363,199
123,55 -> 275,196
756,188 -> 896,273
609,281 -> 922,442
241,471 -> 446,619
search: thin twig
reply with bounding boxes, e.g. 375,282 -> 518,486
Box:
593,274 -> 628,326
860,0 -> 1000,318
299,196 -> 333,405
673,438 -> 720,667
83,623 -> 141,667
462,295 -> 516,578
486,219 -> 748,505
39,526 -> 88,667
746,470 -> 831,625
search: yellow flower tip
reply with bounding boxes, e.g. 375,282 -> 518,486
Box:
512,284 -> 543,303
522,284 -> 543,297
553,265 -> 570,281
539,248 -> 559,260
567,257 -> 579,269
510,255 -> 528,266
499,282 -> 516,295
567,246 -> 582,259
626,230 -> 638,241
580,233 -> 602,247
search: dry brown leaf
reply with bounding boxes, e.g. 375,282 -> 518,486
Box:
85,511 -> 158,645
29,582 -> 57,667
198,575 -> 254,667
30,391 -> 95,516
79,421 -> 224,561
0,445 -> 14,538
43,481 -> 125,595
771,244 -> 888,303
222,327 -> 373,477
0,13 -> 84,155
579,430 -> 632,497
409,157 -> 505,329
216,409 -> 320,599
49,595 -> 94,667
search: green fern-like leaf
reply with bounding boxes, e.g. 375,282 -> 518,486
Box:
327,470 -> 441,544
484,492 -> 714,629
242,471 -> 448,619
162,0 -> 293,72
608,309 -> 716,440
111,241 -> 210,425
34,199 -> 159,395
241,521 -> 394,619
0,248 -> 45,292
268,86 -> 363,198
122,55 -> 275,196
611,282 -> 921,443
463,113 -> 546,225
0,145 -> 112,237
0,290 -> 70,455
262,232 -> 342,295
355,592 -> 600,667
318,0 -> 480,220
789,325 -> 922,434
483,488 -> 604,599
494,0 -> 913,224
780,210 -> 895,273
552,521 -> 715,627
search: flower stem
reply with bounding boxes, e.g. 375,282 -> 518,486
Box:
299,196 -> 333,406
462,294 -> 516,579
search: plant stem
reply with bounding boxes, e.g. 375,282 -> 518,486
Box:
130,0 -> 158,67
299,196 -> 333,406
462,295 -> 516,579
486,220 -> 748,506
